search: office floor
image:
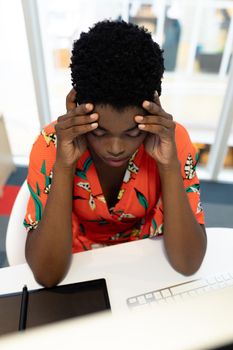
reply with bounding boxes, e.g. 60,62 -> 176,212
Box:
0,166 -> 233,268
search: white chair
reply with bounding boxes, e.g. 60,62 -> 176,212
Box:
5,180 -> 29,265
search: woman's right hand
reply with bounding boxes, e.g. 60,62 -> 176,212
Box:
54,89 -> 99,169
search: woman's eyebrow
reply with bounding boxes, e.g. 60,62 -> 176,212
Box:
97,125 -> 138,132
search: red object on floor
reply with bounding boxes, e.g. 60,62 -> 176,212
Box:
0,185 -> 20,216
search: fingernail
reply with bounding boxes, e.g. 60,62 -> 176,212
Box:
91,122 -> 98,128
86,103 -> 93,110
135,116 -> 143,122
143,101 -> 150,108
90,113 -> 98,119
138,124 -> 145,129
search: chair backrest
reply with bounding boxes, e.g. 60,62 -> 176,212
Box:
5,180 -> 29,265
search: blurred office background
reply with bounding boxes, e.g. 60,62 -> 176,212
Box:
0,0 -> 233,266
1,0 -> 233,178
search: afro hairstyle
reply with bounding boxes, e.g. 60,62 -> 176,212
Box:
70,20 -> 164,110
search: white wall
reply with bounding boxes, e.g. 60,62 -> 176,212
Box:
0,0 -> 40,160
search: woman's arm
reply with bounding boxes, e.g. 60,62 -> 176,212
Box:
25,163 -> 75,288
25,90 -> 99,287
158,162 -> 207,275
135,96 -> 206,275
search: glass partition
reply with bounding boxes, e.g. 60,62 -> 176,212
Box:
1,0 -> 233,178
0,0 -> 40,162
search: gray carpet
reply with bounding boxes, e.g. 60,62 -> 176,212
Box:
201,180 -> 233,228
202,203 -> 233,228
0,251 -> 7,268
0,216 -> 9,267
200,181 -> 233,205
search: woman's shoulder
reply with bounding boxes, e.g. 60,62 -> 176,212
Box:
41,120 -> 57,139
29,121 -> 58,166
32,121 -> 57,148
174,122 -> 199,173
40,121 -> 57,147
174,122 -> 193,151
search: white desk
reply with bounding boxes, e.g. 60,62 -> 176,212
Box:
0,227 -> 233,350
0,227 -> 233,314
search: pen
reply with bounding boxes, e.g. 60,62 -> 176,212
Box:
18,285 -> 28,331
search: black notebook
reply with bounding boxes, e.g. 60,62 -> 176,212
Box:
0,278 -> 111,336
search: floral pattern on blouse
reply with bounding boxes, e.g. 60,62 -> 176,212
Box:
23,121 -> 205,253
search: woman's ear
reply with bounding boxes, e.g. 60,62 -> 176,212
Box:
66,88 -> 77,112
153,91 -> 161,107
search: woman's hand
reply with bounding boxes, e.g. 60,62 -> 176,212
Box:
55,89 -> 98,169
135,94 -> 179,170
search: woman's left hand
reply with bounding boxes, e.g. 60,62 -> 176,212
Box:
135,94 -> 179,169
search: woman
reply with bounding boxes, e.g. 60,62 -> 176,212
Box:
24,20 -> 206,287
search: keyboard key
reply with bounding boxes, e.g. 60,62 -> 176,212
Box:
150,301 -> 159,308
161,289 -> 172,298
170,279 -> 208,295
137,296 -> 146,304
181,292 -> 189,299
212,284 -> 219,290
206,276 -> 216,285
153,291 -> 162,300
196,288 -> 205,295
166,297 -> 175,303
157,299 -> 167,305
145,293 -> 153,299
128,297 -> 137,304
189,290 -> 197,297
216,275 -> 224,283
222,273 -> 231,281
174,295 -> 182,302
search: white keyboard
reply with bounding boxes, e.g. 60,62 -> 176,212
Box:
127,272 -> 233,309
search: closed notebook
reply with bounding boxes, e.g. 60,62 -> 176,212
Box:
0,278 -> 111,336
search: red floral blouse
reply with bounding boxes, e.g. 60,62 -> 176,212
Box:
23,121 -> 205,253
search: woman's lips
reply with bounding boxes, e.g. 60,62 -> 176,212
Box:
104,157 -> 129,167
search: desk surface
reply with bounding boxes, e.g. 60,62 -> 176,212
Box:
0,227 -> 233,314
0,227 -> 233,350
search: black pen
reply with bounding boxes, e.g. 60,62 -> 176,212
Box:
18,285 -> 28,331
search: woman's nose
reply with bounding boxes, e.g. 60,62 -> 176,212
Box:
107,138 -> 125,157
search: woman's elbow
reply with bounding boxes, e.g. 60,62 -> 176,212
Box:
33,270 -> 64,288
172,256 -> 205,276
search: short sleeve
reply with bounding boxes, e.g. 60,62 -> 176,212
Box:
23,123 -> 57,232
147,122 -> 205,238
176,122 -> 205,225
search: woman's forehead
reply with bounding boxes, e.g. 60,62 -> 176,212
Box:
93,104 -> 145,131
95,104 -> 145,119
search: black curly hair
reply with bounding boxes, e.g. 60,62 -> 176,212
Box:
70,20 -> 164,110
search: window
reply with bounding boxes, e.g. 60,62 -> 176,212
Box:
0,0 -> 40,162
2,0 -> 233,180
